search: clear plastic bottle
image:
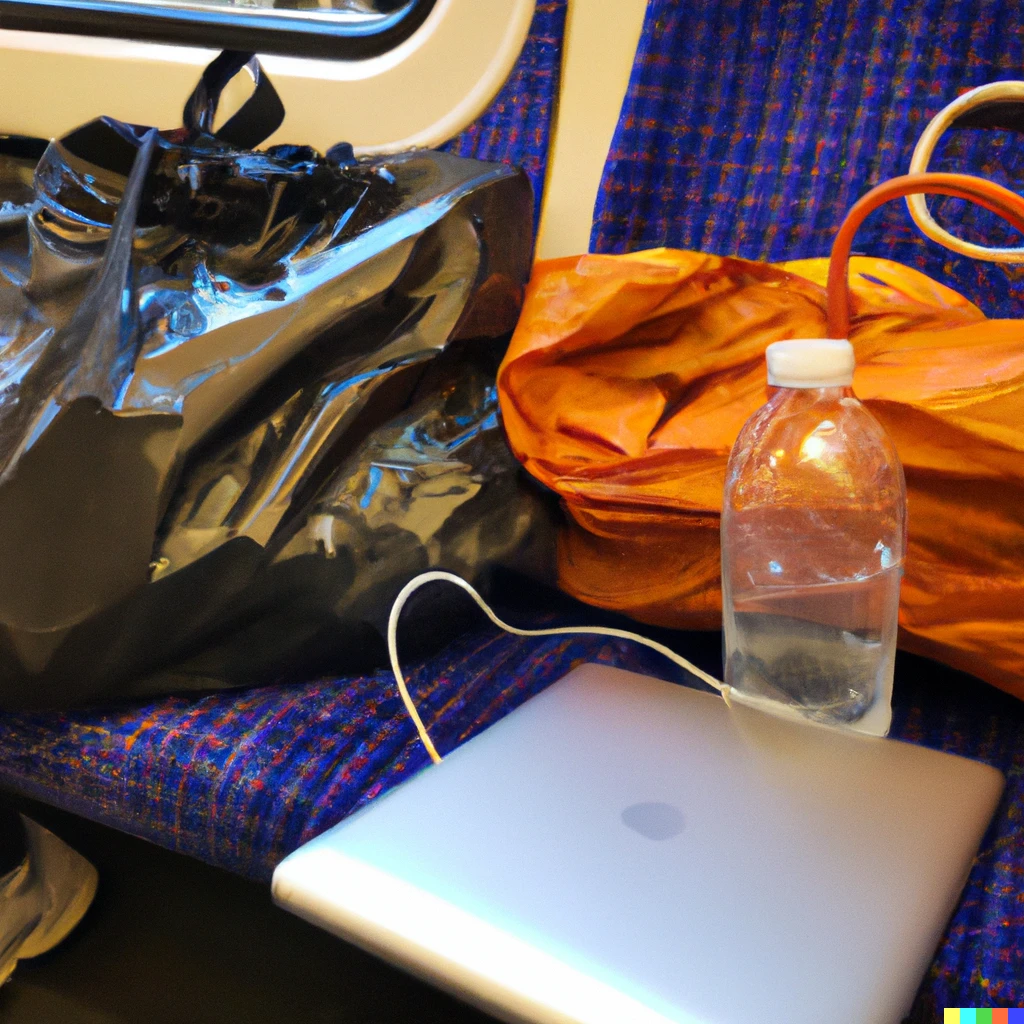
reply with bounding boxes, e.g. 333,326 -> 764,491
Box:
721,339 -> 907,735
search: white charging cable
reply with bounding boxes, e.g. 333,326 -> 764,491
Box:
387,571 -> 731,764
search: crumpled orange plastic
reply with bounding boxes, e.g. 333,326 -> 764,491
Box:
499,249 -> 1024,700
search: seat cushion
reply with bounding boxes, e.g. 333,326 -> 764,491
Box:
0,626 -> 664,881
0,623 -> 1022,1017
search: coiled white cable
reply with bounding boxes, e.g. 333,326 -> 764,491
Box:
907,80 -> 1024,262
387,570 -> 731,764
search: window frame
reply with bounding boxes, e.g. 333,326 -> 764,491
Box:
0,0 -> 437,61
0,0 -> 536,154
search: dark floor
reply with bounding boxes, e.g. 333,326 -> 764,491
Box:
1,802 -> 496,1024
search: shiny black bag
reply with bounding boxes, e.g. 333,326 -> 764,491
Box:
0,52 -> 553,709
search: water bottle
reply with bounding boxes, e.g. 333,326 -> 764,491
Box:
721,339 -> 906,734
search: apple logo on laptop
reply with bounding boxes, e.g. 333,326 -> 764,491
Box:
621,802 -> 685,841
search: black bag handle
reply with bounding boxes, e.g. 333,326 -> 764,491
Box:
182,50 -> 286,149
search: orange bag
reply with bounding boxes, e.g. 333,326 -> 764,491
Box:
499,174 -> 1024,700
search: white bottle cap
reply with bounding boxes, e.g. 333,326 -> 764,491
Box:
765,339 -> 855,389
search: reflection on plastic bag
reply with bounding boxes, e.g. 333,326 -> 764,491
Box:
0,52 -> 553,710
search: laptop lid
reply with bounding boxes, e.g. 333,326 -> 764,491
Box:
273,663 -> 1004,1024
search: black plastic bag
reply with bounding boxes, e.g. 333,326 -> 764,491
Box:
0,52 -> 553,709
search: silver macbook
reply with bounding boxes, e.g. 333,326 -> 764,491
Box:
272,663 -> 1003,1024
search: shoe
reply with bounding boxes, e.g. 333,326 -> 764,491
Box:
0,816 -> 98,986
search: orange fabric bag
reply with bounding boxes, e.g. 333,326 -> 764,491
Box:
499,174 -> 1024,700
